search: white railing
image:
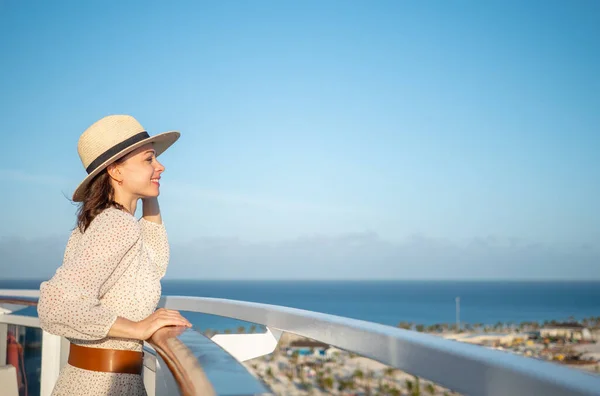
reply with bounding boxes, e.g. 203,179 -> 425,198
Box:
2,290 -> 600,396
164,295 -> 600,396
0,291 -> 268,396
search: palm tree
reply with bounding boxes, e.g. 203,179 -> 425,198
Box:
237,326 -> 245,334
284,370 -> 293,382
365,369 -> 375,395
353,368 -> 364,384
384,367 -> 395,379
249,324 -> 257,333
338,378 -> 355,392
397,321 -> 412,330
266,366 -> 274,378
406,376 -> 421,396
353,368 -> 364,391
425,382 -> 435,395
290,350 -> 299,367
389,386 -> 401,396
321,376 -> 334,391
414,376 -> 421,396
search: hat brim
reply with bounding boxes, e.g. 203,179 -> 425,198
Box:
72,131 -> 180,202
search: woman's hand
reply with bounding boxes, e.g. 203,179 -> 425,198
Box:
134,308 -> 192,340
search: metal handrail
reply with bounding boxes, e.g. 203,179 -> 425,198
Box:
0,293 -> 270,396
148,326 -> 216,396
2,290 -> 600,396
160,295 -> 600,396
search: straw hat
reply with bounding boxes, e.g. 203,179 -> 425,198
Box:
72,115 -> 180,202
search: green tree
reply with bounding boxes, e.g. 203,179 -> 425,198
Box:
425,383 -> 435,394
237,326 -> 245,334
406,376 -> 421,396
338,378 -> 355,391
353,368 -> 364,381
290,350 -> 299,365
389,386 -> 401,396
397,321 -> 412,330
365,370 -> 375,395
353,368 -> 364,392
285,370 -> 293,381
416,324 -> 425,332
322,376 -> 334,390
414,376 -> 421,396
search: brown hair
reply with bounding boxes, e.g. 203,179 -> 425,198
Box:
75,159 -> 127,233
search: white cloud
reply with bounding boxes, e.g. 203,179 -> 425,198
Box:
169,233 -> 599,280
3,231 -> 597,281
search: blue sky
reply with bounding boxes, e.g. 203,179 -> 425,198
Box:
1,1 -> 598,279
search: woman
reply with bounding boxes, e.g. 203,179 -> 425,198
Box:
38,115 -> 192,395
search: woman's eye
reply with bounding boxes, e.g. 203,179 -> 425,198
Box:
147,158 -> 153,162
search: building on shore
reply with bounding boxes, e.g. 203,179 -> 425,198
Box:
540,323 -> 593,341
447,332 -> 531,347
286,339 -> 331,356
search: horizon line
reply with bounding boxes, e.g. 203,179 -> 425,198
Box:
3,278 -> 600,283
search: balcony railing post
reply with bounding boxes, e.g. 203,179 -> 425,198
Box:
0,323 -> 7,366
40,331 -> 62,396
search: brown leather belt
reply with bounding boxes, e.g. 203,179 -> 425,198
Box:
68,343 -> 144,375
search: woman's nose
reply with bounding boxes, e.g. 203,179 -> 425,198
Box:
156,160 -> 165,173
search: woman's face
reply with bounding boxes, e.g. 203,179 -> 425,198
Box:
110,143 -> 165,199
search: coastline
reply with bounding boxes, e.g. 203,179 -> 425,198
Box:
233,320 -> 600,396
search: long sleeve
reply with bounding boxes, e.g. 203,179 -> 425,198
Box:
38,209 -> 141,341
139,217 -> 170,278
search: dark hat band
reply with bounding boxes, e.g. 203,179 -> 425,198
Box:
86,131 -> 150,174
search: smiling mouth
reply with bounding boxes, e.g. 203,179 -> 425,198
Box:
151,178 -> 160,185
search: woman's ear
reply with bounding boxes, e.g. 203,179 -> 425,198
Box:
106,163 -> 122,183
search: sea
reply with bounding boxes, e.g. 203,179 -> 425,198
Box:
2,279 -> 599,332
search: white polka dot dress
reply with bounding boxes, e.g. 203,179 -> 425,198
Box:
38,207 -> 170,395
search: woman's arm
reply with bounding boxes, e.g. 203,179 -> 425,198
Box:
140,197 -> 170,277
108,309 -> 192,340
38,209 -> 141,340
141,197 -> 162,224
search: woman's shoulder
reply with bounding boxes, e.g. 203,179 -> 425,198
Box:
87,207 -> 141,236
